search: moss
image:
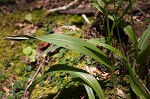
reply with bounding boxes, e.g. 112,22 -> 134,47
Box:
67,14 -> 84,25
0,10 -> 39,88
35,28 -> 46,36
48,13 -> 84,26
0,8 -> 88,98
0,9 -> 46,68
31,82 -> 58,98
1,12 -> 29,96
30,49 -> 86,98
52,50 -> 85,66
31,76 -> 86,99
31,10 -> 45,23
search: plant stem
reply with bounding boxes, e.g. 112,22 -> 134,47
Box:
105,5 -> 111,45
104,1 -> 117,95
129,0 -> 138,57
116,25 -> 123,51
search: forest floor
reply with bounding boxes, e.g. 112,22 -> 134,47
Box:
0,0 -> 149,99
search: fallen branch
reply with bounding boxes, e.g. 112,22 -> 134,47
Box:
23,54 -> 47,99
45,0 -> 79,15
82,14 -> 91,25
59,8 -> 95,15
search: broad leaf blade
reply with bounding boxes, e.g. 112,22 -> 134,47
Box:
83,84 -> 95,99
35,34 -> 112,68
5,34 -> 113,70
87,41 -> 127,61
138,25 -> 150,51
30,65 -> 105,99
119,21 -> 137,43
129,70 -> 150,99
136,44 -> 150,64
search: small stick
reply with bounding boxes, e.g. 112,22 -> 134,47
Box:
46,0 -> 79,15
82,14 -> 91,25
23,54 -> 47,98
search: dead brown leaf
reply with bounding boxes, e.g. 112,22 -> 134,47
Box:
116,88 -> 126,98
22,24 -> 38,35
53,25 -> 80,34
82,66 -> 101,76
2,87 -> 9,96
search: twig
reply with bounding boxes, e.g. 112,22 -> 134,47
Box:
46,0 -> 79,15
23,54 -> 47,99
80,93 -> 87,99
82,14 -> 91,25
53,90 -> 61,99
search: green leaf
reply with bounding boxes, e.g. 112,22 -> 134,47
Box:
14,81 -> 24,89
15,93 -> 22,99
26,65 -> 33,72
53,78 -> 95,99
94,42 -> 127,61
35,34 -> 113,69
117,2 -> 131,22
86,57 -> 93,65
138,25 -> 150,51
24,13 -> 32,22
30,49 -> 36,62
132,5 -> 146,16
23,46 -> 32,55
136,44 -> 150,64
91,1 -> 137,44
92,42 -> 150,98
29,55 -> 35,62
87,38 -> 106,46
119,21 -> 137,43
83,84 -> 95,99
16,34 -> 116,93
30,65 -> 105,99
129,70 -> 150,99
8,95 -> 15,99
44,45 -> 60,54
95,0 -> 105,7
131,0 -> 136,4
91,3 -> 105,14
31,49 -> 36,56
0,91 -> 4,97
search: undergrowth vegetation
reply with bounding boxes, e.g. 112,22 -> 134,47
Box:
4,0 -> 150,99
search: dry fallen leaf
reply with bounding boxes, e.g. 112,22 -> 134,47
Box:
82,66 -> 101,76
116,88 -> 126,98
22,25 -> 38,35
53,26 -> 64,34
62,25 -> 80,31
82,66 -> 110,80
2,87 -> 9,95
53,25 -> 80,34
